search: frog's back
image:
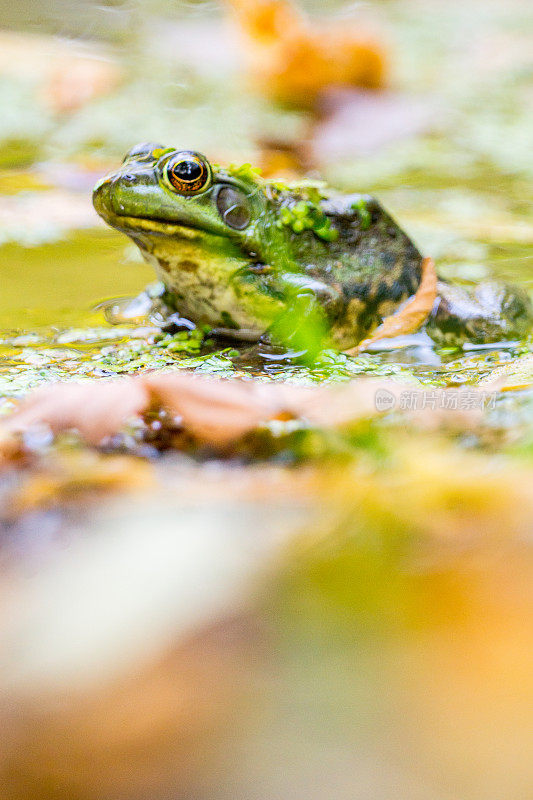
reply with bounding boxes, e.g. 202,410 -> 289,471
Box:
294,193 -> 424,347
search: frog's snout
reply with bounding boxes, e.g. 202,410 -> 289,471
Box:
92,174 -> 116,221
93,173 -> 132,222
93,164 -> 156,223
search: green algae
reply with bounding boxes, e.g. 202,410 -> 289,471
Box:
227,162 -> 263,183
350,199 -> 371,231
278,198 -> 339,241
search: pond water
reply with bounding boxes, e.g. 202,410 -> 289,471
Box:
1,170 -> 531,413
0,0 -> 531,414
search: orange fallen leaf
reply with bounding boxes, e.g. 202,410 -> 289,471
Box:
345,257 -> 437,355
225,0 -> 387,107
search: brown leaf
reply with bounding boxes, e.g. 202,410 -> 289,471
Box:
0,367 -> 489,464
145,373 -> 287,445
345,256 -> 437,355
225,0 -> 387,107
1,379 -> 150,447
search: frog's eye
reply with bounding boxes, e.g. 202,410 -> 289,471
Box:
216,186 -> 252,230
165,151 -> 211,194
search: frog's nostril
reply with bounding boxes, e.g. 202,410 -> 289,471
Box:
120,173 -> 137,184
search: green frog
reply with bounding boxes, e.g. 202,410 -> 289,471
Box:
93,143 -> 532,350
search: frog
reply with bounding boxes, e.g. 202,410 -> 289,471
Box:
93,143 -> 532,351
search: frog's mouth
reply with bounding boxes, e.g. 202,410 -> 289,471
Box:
95,200 -> 253,274
105,212 -> 214,242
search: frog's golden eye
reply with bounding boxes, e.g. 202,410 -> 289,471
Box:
165,152 -> 211,195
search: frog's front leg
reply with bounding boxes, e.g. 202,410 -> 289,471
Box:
426,280 -> 533,347
99,282 -> 184,328
263,272 -> 345,353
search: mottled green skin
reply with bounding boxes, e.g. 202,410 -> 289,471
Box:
93,143 -> 423,348
427,280 -> 532,347
93,144 -> 532,349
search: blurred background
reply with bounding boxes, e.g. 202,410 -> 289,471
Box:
0,0 -> 531,180
0,2 -> 532,799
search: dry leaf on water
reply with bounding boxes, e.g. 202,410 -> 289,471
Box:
345,257 -> 438,355
0,366 -> 487,463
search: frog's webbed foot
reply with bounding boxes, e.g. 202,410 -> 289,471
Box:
99,283 -> 166,325
101,283 -> 197,333
426,280 -> 533,347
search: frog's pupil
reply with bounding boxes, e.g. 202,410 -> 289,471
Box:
173,160 -> 202,181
